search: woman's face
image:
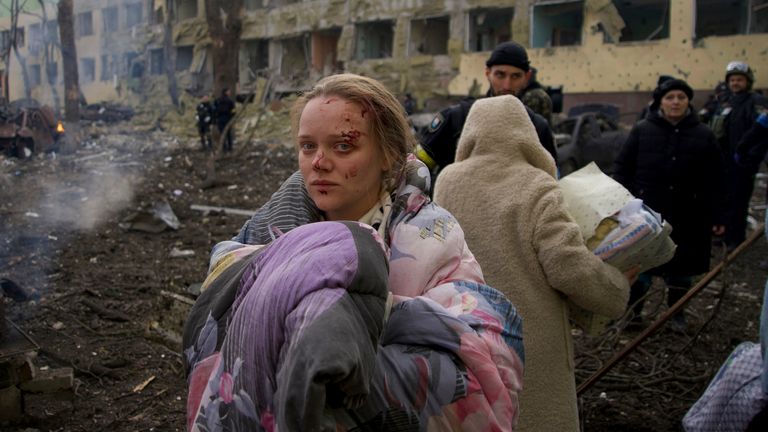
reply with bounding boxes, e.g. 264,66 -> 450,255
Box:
660,90 -> 689,122
298,96 -> 389,221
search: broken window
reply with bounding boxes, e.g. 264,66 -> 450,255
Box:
603,0 -> 669,43
80,57 -> 96,84
101,54 -> 112,81
311,29 -> 341,74
125,51 -> 144,78
77,11 -> 94,37
355,20 -> 394,60
175,0 -> 197,21
696,0 -> 768,37
29,64 -> 41,87
531,1 -> 583,48
279,35 -> 310,79
176,45 -> 194,71
243,38 -> 269,78
16,27 -> 25,47
150,48 -> 164,75
126,3 -> 143,28
245,0 -> 266,10
103,6 -> 119,33
46,62 -> 58,84
45,21 -> 58,43
468,7 -> 514,52
410,16 -> 449,55
28,23 -> 42,55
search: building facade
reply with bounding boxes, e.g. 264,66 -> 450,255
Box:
1,0 -> 766,118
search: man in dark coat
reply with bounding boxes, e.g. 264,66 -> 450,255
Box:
195,94 -> 214,151
416,41 -> 557,183
613,79 -> 726,332
710,61 -> 768,249
214,88 -> 236,153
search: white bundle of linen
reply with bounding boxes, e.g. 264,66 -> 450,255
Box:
559,163 -> 676,333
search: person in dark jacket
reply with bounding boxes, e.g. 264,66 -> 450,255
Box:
612,79 -> 726,332
416,41 -> 557,184
195,94 -> 214,151
710,61 -> 768,249
215,87 -> 236,153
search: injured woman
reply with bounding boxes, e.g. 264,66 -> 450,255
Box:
181,74 -> 524,431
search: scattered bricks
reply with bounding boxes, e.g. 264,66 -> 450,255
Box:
0,356 -> 35,388
20,367 -> 73,394
0,385 -> 23,422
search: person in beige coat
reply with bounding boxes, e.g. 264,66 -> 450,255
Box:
434,95 -> 631,432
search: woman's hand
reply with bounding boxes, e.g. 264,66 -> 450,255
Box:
712,225 -> 725,236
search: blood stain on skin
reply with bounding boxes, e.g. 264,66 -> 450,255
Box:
348,166 -> 358,178
341,129 -> 361,145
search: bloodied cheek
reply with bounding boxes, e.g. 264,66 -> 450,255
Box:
345,166 -> 359,179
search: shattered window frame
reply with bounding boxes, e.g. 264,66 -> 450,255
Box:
150,48 -> 165,75
601,0 -> 670,43
103,6 -> 119,33
467,7 -> 514,52
175,45 -> 194,71
175,0 -> 198,21
29,64 -> 41,88
45,20 -> 58,44
354,20 -> 395,61
243,38 -> 269,78
530,0 -> 584,48
77,11 -> 94,38
16,27 -> 25,47
125,3 -> 144,28
278,35 -> 311,80
409,15 -> 450,56
80,57 -> 96,84
45,61 -> 57,85
28,23 -> 42,55
245,0 -> 266,10
695,0 -> 768,38
100,54 -> 112,81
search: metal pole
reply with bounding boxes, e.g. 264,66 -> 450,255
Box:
577,223 -> 765,396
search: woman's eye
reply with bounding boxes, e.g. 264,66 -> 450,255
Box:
300,142 -> 315,151
335,143 -> 352,152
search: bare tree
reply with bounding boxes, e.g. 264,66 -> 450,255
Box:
57,0 -> 78,153
163,0 -> 179,106
204,0 -> 244,97
0,0 -> 33,102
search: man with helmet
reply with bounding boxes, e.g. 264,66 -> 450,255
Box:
710,61 -> 768,250
416,41 -> 557,183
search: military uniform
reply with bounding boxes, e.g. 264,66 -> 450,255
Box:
520,85 -> 553,125
417,96 -> 557,182
195,100 -> 214,151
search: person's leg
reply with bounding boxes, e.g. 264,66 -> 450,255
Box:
725,171 -> 756,249
628,273 -> 653,321
665,275 -> 693,332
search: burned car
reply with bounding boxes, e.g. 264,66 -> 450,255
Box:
0,102 -> 63,158
554,104 -> 629,177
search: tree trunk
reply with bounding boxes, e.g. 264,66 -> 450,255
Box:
163,0 -> 179,107
204,0 -> 244,97
57,0 -> 79,154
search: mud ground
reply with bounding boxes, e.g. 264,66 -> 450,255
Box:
1,124 -> 766,431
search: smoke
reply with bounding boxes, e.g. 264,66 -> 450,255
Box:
40,164 -> 137,231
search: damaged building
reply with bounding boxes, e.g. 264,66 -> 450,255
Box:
1,0 -> 766,118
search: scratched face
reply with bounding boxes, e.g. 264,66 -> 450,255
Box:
297,96 -> 388,221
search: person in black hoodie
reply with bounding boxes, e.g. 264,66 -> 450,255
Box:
612,79 -> 726,332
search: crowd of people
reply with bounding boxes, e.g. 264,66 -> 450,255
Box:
180,41 -> 768,431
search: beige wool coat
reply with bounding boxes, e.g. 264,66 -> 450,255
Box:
434,95 -> 630,432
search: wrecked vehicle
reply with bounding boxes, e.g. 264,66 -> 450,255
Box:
81,103 -> 135,123
554,104 -> 629,177
0,102 -> 63,158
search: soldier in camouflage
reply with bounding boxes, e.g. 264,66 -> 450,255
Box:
519,67 -> 553,124
417,41 -> 557,184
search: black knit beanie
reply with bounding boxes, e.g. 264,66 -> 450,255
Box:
653,79 -> 694,105
485,42 -> 530,71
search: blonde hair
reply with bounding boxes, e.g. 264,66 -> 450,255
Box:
291,73 -> 415,190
